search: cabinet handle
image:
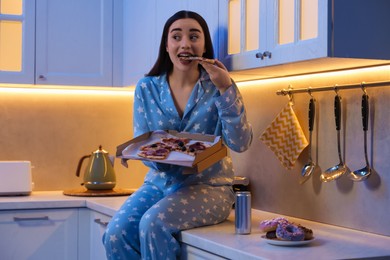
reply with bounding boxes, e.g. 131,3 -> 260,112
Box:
263,51 -> 272,59
13,216 -> 49,222
255,51 -> 272,60
94,218 -> 109,227
38,75 -> 46,80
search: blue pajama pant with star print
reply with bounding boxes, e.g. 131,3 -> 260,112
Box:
102,183 -> 234,260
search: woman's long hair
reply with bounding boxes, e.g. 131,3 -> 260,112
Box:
146,10 -> 214,76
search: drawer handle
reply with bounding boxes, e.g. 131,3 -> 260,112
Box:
255,51 -> 272,60
13,216 -> 49,222
94,218 -> 109,227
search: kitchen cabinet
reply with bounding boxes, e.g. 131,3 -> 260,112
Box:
86,209 -> 225,260
180,244 -> 226,260
122,0 -> 219,86
2,193 -> 390,259
35,0 -> 113,86
0,0 -> 117,86
219,0 -> 390,80
219,0 -> 325,70
88,210 -> 111,260
0,208 -> 79,260
0,0 -> 35,83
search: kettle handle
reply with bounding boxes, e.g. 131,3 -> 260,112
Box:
76,155 -> 91,177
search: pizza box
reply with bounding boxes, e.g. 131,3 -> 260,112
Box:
116,130 -> 227,173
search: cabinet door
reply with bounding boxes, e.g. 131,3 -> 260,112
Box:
122,0 -> 161,86
35,0 -> 113,86
180,244 -> 228,260
218,0 -> 269,70
219,0 -> 325,71
89,210 -> 111,260
0,209 -> 78,260
0,0 -> 35,84
265,0 -> 327,66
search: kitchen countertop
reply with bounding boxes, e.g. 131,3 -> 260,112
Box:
1,191 -> 390,260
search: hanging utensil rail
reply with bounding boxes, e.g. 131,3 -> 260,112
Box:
276,80 -> 390,96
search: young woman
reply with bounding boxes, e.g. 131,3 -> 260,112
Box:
103,10 -> 252,260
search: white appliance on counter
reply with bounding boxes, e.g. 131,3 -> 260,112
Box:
0,161 -> 32,195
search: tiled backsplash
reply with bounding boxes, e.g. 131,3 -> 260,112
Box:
1,65 -> 390,236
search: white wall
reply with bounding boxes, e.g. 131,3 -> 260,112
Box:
0,64 -> 389,237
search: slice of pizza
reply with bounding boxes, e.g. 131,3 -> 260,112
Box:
137,148 -> 170,160
177,141 -> 210,156
161,137 -> 191,151
179,56 -> 216,64
136,136 -> 210,160
137,142 -> 171,160
139,142 -> 169,151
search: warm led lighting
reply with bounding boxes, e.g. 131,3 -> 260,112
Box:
236,65 -> 390,88
0,84 -> 135,96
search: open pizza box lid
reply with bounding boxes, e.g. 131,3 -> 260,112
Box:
116,130 -> 227,173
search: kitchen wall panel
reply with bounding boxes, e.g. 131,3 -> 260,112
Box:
233,65 -> 390,237
0,64 -> 389,237
0,87 -> 147,191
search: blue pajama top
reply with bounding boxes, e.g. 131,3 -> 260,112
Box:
133,69 -> 253,194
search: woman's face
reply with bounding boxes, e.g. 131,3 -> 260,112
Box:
166,18 -> 206,72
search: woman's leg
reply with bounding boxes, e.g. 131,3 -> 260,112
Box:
139,184 -> 234,260
103,183 -> 163,260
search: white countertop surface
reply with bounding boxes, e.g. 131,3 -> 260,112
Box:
1,191 -> 390,260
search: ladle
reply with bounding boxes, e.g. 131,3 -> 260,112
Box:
320,94 -> 350,182
300,97 -> 317,184
349,92 -> 371,181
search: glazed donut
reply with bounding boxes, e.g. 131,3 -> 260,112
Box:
276,222 -> 305,241
259,217 -> 288,232
298,224 -> 314,240
265,230 -> 277,239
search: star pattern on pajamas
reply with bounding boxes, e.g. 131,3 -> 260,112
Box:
103,69 -> 252,259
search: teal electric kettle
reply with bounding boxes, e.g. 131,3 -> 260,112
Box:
76,145 -> 116,190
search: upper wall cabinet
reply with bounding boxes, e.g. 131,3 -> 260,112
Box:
36,0 -> 113,86
0,0 -> 35,83
219,0 -> 324,69
0,0 -> 116,86
219,0 -> 390,80
122,0 -> 219,86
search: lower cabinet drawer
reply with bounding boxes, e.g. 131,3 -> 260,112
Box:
0,208 -> 79,260
180,244 -> 228,260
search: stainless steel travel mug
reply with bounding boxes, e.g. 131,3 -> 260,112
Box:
235,191 -> 251,234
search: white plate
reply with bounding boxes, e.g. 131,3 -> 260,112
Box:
261,235 -> 316,247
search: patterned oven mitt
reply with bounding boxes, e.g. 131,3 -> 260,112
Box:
260,102 -> 308,170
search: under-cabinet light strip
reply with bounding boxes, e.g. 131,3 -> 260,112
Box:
0,84 -> 135,96
276,80 -> 390,96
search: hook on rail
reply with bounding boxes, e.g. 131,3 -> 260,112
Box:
361,82 -> 367,95
287,85 -> 294,105
334,84 -> 339,95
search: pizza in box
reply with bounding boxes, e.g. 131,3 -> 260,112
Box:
119,130 -> 220,167
137,137 -> 209,160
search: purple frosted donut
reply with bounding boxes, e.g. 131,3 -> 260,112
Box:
259,217 -> 288,232
276,222 -> 305,241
